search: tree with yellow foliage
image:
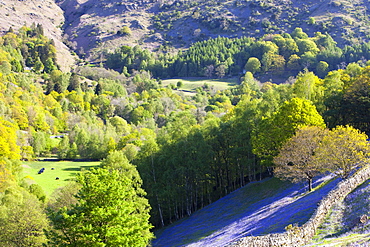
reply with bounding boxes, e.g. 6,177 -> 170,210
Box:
0,118 -> 20,161
252,97 -> 326,165
315,125 -> 370,178
0,118 -> 21,191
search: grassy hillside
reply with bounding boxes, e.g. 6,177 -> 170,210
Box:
153,175 -> 340,247
48,0 -> 370,61
22,160 -> 100,196
307,179 -> 370,246
307,234 -> 370,246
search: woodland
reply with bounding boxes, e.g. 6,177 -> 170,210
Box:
106,27 -> 370,80
1,23 -> 370,246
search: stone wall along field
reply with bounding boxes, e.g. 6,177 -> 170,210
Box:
228,165 -> 370,247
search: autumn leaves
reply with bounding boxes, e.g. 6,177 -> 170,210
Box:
274,125 -> 369,191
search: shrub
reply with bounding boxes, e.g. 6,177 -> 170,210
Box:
118,26 -> 131,36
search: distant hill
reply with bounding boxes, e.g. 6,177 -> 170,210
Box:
2,0 -> 370,65
56,0 -> 370,60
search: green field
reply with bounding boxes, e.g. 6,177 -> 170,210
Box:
161,77 -> 239,95
309,233 -> 370,246
22,160 -> 100,197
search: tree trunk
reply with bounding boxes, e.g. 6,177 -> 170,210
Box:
151,155 -> 164,227
308,177 -> 313,192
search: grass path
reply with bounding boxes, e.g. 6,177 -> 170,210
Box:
153,175 -> 339,247
22,160 -> 100,196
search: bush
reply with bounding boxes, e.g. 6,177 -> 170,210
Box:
177,81 -> 183,88
118,26 -> 131,36
29,184 -> 46,202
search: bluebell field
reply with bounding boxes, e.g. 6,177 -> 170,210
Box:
153,175 -> 340,247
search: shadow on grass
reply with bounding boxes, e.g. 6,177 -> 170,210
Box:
62,165 -> 99,172
153,178 -> 291,247
212,78 -> 239,87
258,177 -> 340,235
153,176 -> 340,247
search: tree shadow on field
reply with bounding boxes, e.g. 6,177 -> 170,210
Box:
62,165 -> 98,172
153,176 -> 340,247
254,177 -> 341,236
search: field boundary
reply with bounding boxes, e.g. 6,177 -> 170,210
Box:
228,165 -> 370,247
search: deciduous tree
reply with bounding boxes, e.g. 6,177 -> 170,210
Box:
292,70 -> 324,111
273,126 -> 327,191
316,61 -> 329,78
339,67 -> 370,133
244,57 -> 261,74
315,125 -> 370,178
252,97 -> 325,164
49,154 -> 153,246
0,186 -> 49,247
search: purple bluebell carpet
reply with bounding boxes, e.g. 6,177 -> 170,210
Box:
153,175 -> 339,247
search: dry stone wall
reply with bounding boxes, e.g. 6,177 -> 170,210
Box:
228,165 -> 370,247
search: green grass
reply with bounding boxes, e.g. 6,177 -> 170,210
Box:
22,160 -> 100,197
308,233 -> 370,246
308,178 -> 370,246
161,77 -> 239,95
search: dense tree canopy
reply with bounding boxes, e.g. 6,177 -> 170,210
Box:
252,97 -> 325,165
0,186 -> 49,247
106,29 -> 370,81
49,161 -> 153,246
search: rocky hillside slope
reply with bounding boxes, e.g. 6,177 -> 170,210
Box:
55,0 -> 156,59
0,0 -> 75,71
56,0 -> 370,60
2,0 -> 370,66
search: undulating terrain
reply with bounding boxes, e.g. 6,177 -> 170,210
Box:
2,0 -> 370,61
1,1 -> 370,246
153,174 -> 370,246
